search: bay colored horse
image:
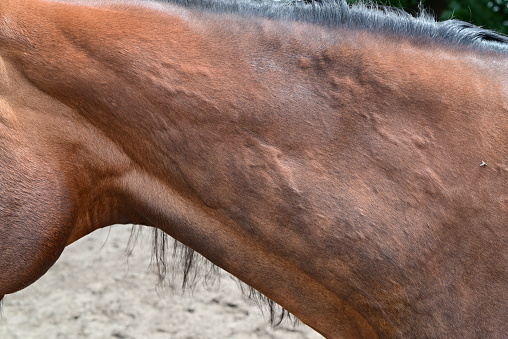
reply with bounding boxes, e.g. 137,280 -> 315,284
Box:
0,0 -> 507,337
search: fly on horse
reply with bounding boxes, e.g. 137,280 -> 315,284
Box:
0,0 -> 506,337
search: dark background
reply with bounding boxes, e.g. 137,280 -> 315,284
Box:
349,0 -> 508,34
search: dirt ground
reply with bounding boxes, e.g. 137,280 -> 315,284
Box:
0,225 -> 323,339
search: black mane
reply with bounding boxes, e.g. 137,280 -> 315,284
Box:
158,0 -> 508,53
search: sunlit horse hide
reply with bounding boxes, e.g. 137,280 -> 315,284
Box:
0,0 -> 507,337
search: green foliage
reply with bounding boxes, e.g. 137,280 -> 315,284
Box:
350,0 -> 508,34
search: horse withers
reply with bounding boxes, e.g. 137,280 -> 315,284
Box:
0,0 -> 506,337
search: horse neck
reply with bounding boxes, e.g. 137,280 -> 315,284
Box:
1,2 -> 507,337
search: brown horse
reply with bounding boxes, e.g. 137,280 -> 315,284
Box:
0,0 -> 507,337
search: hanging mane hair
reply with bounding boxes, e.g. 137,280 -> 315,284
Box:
127,226 -> 293,324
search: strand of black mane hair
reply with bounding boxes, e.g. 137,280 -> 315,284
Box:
155,0 -> 508,53
127,226 -> 294,325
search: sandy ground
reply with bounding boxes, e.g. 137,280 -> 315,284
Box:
0,225 -> 323,339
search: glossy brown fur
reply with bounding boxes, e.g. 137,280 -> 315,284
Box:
0,0 -> 507,337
